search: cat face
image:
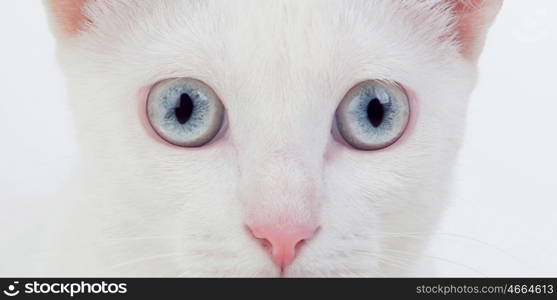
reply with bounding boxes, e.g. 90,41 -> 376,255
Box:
45,0 -> 501,276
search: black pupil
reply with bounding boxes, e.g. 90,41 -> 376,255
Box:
367,98 -> 385,128
175,93 -> 194,124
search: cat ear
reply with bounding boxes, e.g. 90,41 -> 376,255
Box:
43,0 -> 91,37
450,0 -> 503,61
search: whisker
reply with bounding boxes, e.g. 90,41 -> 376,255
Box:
104,252 -> 184,271
379,248 -> 487,276
29,235 -> 186,260
367,230 -> 521,264
353,251 -> 413,273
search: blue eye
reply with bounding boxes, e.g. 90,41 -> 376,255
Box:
335,80 -> 410,150
147,78 -> 225,147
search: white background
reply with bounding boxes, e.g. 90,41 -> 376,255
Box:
0,1 -> 555,276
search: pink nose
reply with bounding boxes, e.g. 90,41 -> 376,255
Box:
248,226 -> 318,270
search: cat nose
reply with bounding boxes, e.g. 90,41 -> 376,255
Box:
247,225 -> 318,270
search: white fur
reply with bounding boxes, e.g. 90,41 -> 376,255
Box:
12,0 -> 497,277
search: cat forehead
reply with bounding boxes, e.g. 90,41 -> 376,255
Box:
85,0 -> 454,28
79,0 -> 458,69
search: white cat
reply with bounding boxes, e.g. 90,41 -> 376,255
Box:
23,0 -> 501,277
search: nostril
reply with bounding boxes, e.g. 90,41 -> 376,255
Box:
257,237 -> 272,250
246,226 -> 271,250
294,239 -> 307,252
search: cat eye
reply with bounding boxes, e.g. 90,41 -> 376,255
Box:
335,80 -> 410,150
146,78 -> 225,147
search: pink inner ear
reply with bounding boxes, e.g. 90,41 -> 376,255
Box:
451,0 -> 502,60
49,0 -> 90,35
454,0 -> 483,58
